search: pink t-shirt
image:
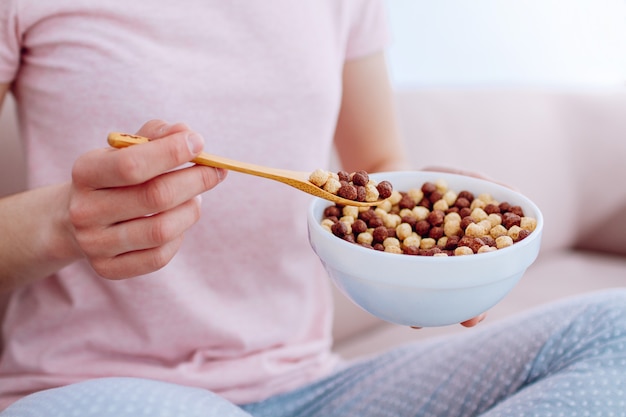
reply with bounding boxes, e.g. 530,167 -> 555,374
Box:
0,0 -> 389,410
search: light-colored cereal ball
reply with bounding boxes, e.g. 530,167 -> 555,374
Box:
321,218 -> 335,229
339,215 -> 355,226
308,169 -> 330,187
323,177 -> 341,194
487,213 -> 502,227
470,207 -> 488,222
432,199 -> 449,212
364,183 -> 380,202
388,190 -> 403,206
437,236 -> 449,247
329,172 -> 339,181
443,190 -> 458,206
420,237 -> 437,250
470,198 -> 486,210
383,237 -> 401,248
399,208 -> 415,219
445,212 -> 462,223
455,246 -> 474,256
403,234 -> 421,248
434,252 -> 449,257
465,222 -> 487,238
383,213 -> 402,228
477,245 -> 497,254
378,199 -> 393,213
396,223 -> 413,241
322,224 -> 332,233
374,209 -> 388,220
342,205 -> 359,219
520,216 -> 537,232
384,245 -> 403,254
477,219 -> 493,233
495,235 -> 514,249
444,220 -> 462,237
435,178 -> 448,193
407,188 -> 424,204
507,225 -> 523,241
490,224 -> 508,239
477,193 -> 494,204
357,231 -> 374,245
412,206 -> 430,221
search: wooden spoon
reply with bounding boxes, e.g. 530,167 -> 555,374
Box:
107,132 -> 385,207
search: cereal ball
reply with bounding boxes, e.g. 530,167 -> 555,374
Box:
323,206 -> 341,218
433,252 -> 449,257
415,220 -> 431,237
478,245 -> 497,254
435,178 -> 448,193
454,197 -> 471,210
520,217 -> 537,232
489,224 -> 508,239
323,177 -> 341,194
338,184 -> 358,201
396,223 -> 413,241
484,203 -> 501,215
356,231 -> 374,245
470,198 -> 486,210
455,246 -> 474,256
444,220 -> 462,237
502,212 -> 522,229
442,190 -> 458,206
399,194 -> 417,210
403,234 -> 421,248
352,219 -> 368,234
495,235 -> 514,249
364,183 -> 380,202
427,210 -> 445,227
337,170 -> 351,182
470,208 -> 488,222
487,213 -> 503,228
309,169 -> 330,187
407,188 -> 424,204
376,181 -> 393,199
339,215 -> 355,226
383,213 -> 402,229
432,199 -> 449,212
412,206 -> 430,221
465,222 -> 486,238
507,225 -> 523,241
444,235 -> 460,250
383,237 -> 401,249
388,190 -> 403,206
331,221 -> 349,237
421,182 -> 437,196
384,245 -> 403,254
378,199 -> 393,213
445,211 -> 461,222
342,205 -> 359,219
372,226 -> 388,243
321,218 -> 335,230
458,190 -> 474,202
420,237 -> 437,250
351,170 -> 369,186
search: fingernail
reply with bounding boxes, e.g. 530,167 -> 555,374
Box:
186,132 -> 204,154
215,168 -> 227,182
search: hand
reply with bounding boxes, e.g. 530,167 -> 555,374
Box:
67,120 -> 226,279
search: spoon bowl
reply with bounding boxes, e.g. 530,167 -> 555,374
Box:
107,132 -> 384,207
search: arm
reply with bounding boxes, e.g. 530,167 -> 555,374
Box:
333,52 -> 409,174
0,103 -> 226,292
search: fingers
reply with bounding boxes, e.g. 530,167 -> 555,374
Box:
73,123 -> 206,190
460,312 -> 487,328
68,120 -> 228,279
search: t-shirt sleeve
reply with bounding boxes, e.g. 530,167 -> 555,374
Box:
344,0 -> 392,60
0,0 -> 21,84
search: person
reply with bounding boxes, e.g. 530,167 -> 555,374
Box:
0,1 -> 624,416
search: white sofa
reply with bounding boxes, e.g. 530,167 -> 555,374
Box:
2,89 -> 625,359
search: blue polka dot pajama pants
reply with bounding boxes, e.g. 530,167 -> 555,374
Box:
3,289 -> 626,417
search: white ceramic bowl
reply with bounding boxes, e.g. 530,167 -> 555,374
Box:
307,171 -> 543,327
